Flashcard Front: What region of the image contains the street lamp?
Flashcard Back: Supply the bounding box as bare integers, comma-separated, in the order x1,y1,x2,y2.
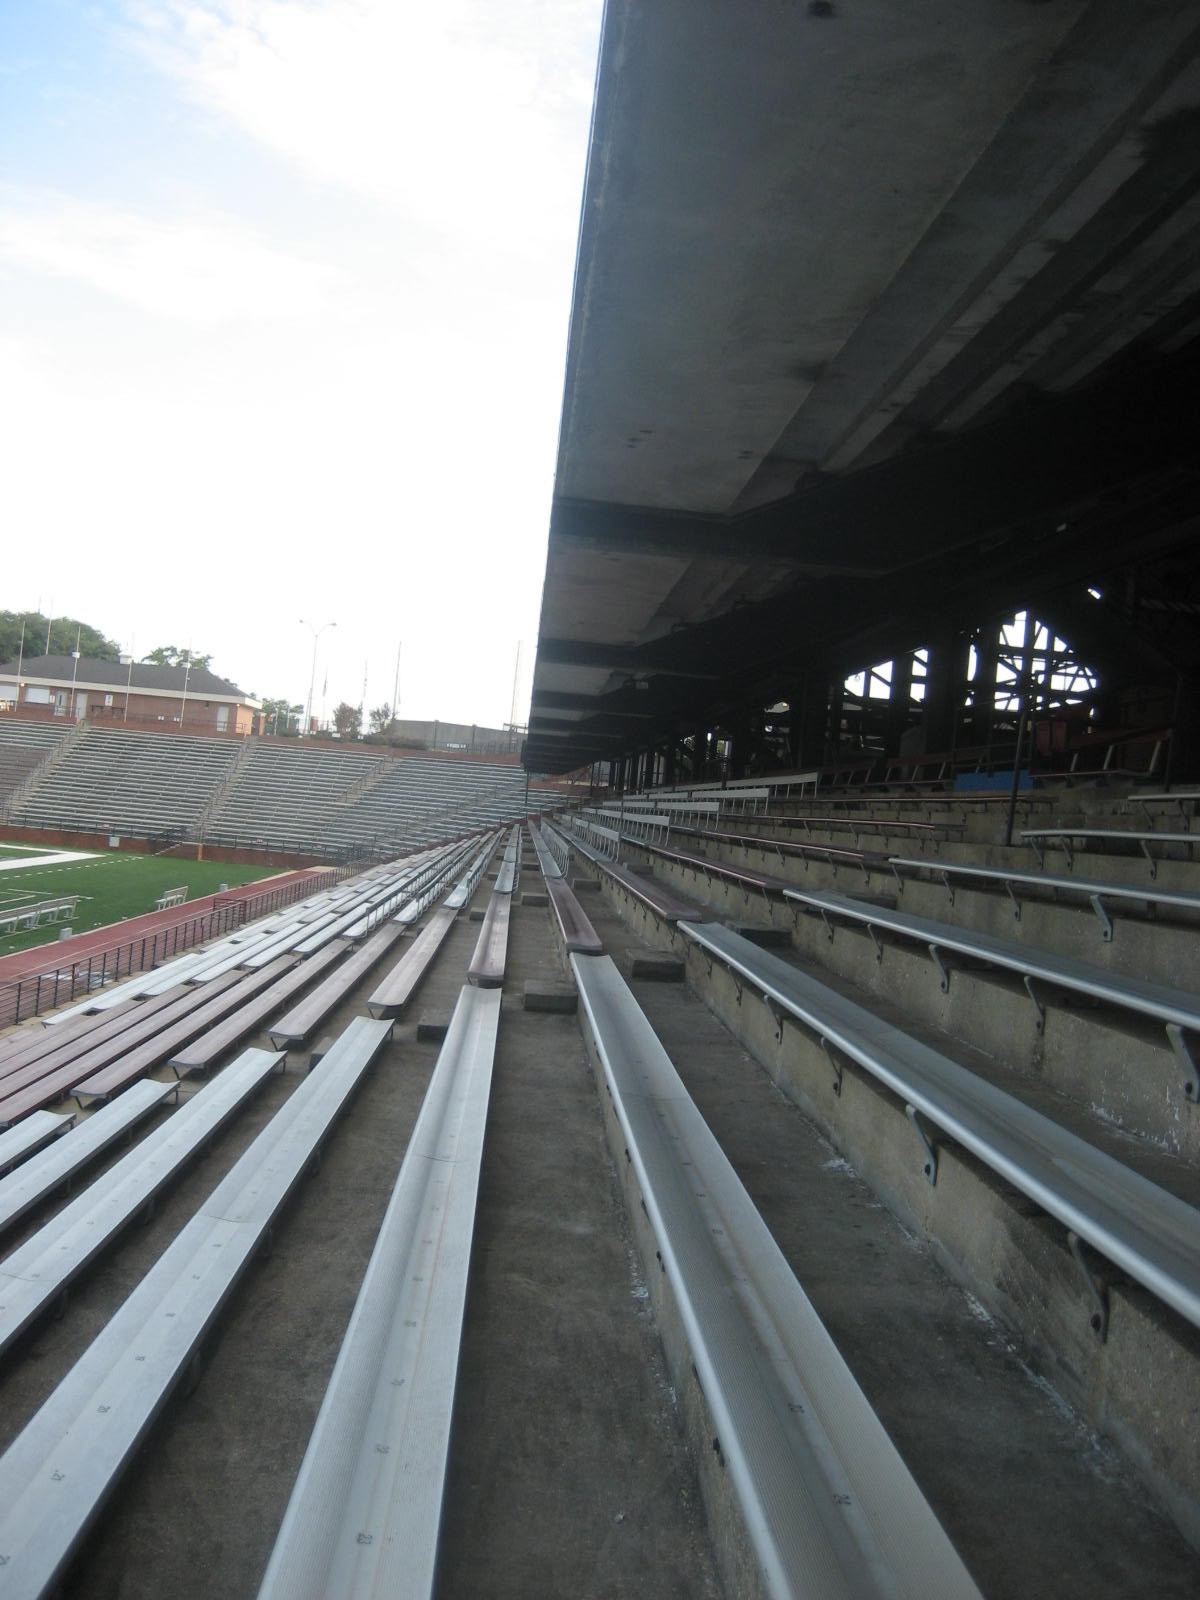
300,619,336,737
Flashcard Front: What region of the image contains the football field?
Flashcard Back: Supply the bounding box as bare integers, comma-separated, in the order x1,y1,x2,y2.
0,845,269,957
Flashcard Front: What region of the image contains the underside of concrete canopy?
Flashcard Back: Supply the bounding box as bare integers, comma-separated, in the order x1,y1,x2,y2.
525,0,1200,779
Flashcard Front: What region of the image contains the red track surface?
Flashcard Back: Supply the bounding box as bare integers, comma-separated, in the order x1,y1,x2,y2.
0,867,327,986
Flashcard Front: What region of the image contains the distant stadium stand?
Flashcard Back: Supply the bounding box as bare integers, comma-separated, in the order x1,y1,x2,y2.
1,718,575,862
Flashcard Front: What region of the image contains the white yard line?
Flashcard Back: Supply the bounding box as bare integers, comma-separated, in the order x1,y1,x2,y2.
0,851,101,873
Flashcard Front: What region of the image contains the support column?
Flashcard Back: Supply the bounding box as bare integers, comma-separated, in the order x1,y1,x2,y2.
923,629,971,756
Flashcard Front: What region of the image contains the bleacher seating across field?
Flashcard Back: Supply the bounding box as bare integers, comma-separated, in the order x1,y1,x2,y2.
1,718,572,860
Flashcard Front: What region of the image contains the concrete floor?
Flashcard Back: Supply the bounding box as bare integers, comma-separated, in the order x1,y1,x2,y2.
0,854,1196,1597
0,874,722,1599
582,890,1200,1599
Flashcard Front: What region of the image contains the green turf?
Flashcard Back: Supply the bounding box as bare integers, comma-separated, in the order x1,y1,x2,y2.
0,852,273,957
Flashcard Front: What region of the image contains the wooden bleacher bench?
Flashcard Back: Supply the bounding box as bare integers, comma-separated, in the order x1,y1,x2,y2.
670,824,887,873
546,878,603,956
571,952,981,1598
888,855,1200,942
73,958,297,1105
256,991,501,1599
0,1020,392,1598
168,940,350,1075
563,823,708,924
468,893,511,987
268,920,407,1047
677,922,1200,1335
0,980,230,1127
767,813,965,840
785,887,1200,1099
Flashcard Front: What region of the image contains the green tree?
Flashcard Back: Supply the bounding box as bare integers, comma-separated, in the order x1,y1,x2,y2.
368,701,393,735
332,701,362,739
261,697,301,736
143,646,214,670
0,611,120,663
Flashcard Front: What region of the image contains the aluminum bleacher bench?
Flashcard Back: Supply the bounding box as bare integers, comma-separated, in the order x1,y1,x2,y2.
268,921,407,1047
256,990,500,1599
571,953,981,1598
0,1110,73,1177
678,922,1200,1335
785,887,1200,1099
528,821,564,879
1020,827,1199,877
1132,791,1200,819
0,1019,392,1600
0,1046,286,1359
168,940,351,1075
0,1080,176,1238
467,893,511,988
367,907,458,1018
545,878,603,956
73,958,298,1105
889,856,1200,942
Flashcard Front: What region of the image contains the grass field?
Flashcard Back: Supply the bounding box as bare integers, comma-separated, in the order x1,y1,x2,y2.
0,850,272,958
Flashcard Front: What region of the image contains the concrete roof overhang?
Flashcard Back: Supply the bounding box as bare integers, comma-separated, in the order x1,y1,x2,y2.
526,1,1200,773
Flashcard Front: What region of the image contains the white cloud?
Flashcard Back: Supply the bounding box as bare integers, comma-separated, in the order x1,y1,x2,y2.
0,194,340,322
123,0,598,253
0,0,601,732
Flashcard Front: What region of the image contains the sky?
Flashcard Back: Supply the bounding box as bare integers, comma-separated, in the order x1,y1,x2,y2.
0,0,603,728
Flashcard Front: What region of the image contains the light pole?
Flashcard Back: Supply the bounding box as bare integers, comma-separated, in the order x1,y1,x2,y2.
300,619,336,737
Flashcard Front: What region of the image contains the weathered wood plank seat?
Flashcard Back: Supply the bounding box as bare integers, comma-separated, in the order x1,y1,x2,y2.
785,887,1200,1099
0,1080,176,1238
769,813,965,839
888,855,1200,942
1020,827,1199,877
0,1020,392,1599
571,953,981,1600
546,878,603,956
0,987,189,1088
0,1111,74,1178
367,907,458,1018
188,921,306,983
679,922,1200,1333
74,959,299,1104
564,824,708,924
467,894,511,988
0,979,240,1128
670,825,887,873
268,921,407,1048
256,991,501,1599
0,1046,286,1360
168,941,350,1075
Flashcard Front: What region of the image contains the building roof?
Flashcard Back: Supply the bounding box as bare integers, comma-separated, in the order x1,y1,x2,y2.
0,655,253,702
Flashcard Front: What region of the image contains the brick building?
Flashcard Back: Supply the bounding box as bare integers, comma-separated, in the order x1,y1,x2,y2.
0,655,261,734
